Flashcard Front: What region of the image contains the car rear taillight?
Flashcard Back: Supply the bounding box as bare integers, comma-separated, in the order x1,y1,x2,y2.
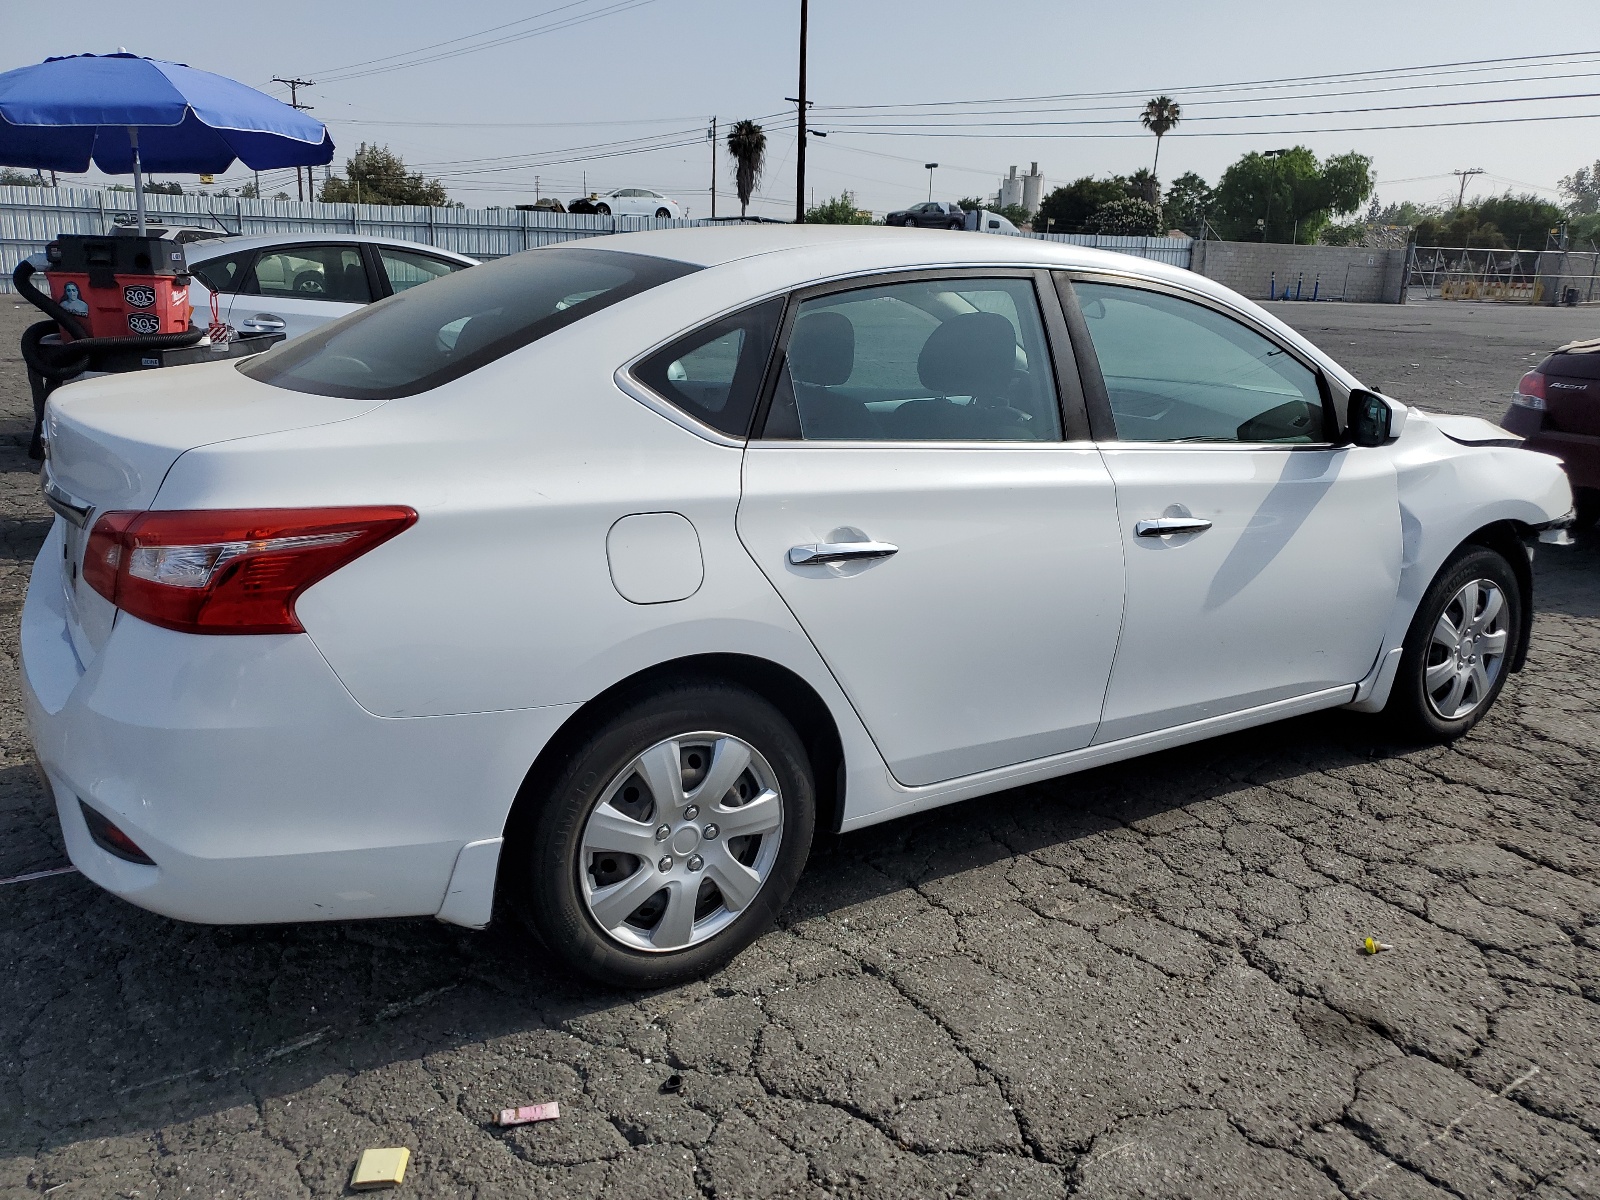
1513,370,1547,410
83,506,416,634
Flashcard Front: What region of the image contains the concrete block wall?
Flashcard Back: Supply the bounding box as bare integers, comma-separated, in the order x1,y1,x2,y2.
1190,241,1408,304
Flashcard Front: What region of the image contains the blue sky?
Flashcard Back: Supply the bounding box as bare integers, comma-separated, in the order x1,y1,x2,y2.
8,0,1597,218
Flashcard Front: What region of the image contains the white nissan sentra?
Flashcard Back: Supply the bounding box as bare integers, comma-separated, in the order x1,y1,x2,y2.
25,226,1574,987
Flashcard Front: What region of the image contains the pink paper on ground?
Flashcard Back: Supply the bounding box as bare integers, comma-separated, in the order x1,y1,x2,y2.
498,1102,560,1126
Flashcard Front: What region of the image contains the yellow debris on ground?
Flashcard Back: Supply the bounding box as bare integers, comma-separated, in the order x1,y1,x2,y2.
351,1147,411,1190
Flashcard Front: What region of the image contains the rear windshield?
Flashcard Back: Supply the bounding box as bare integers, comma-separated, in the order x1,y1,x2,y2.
239,246,698,399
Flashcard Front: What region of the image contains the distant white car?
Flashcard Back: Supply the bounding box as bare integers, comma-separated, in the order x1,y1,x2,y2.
587,188,682,219
184,233,477,342
28,226,1574,989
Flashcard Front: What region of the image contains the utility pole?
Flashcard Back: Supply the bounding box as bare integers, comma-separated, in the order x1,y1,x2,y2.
796,0,808,223
925,163,939,202
273,76,315,201
1453,167,1484,209
708,117,717,218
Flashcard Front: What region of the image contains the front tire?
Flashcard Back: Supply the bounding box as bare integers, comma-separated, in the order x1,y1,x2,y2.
508,681,815,988
594,203,612,216
1384,545,1523,741
655,207,672,219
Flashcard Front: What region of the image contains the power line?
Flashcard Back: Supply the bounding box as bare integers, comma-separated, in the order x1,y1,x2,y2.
314,0,669,84
813,48,1600,112
825,110,1600,139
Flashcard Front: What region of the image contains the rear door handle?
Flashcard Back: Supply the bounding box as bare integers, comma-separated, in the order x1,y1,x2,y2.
240,314,286,332
1135,517,1212,537
788,540,899,565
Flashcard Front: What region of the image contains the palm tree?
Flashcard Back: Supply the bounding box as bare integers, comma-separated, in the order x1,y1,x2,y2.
726,120,767,218
1140,96,1181,177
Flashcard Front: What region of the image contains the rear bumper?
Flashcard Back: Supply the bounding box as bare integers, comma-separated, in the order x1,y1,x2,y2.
21,523,575,926
1504,408,1600,492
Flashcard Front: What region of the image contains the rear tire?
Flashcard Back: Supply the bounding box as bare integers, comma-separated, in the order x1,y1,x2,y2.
507,680,815,988
1383,545,1523,742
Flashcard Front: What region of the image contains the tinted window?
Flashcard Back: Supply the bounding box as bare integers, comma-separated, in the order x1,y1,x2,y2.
191,252,251,294
241,247,698,400
379,248,466,294
1075,282,1327,444
249,245,371,303
762,277,1061,442
632,298,783,437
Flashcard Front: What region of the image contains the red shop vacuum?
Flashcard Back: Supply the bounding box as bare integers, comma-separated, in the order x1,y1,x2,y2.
15,232,210,459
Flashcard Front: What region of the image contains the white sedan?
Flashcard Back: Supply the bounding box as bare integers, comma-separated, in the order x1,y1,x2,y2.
586,188,682,219
183,233,477,342
26,227,1573,988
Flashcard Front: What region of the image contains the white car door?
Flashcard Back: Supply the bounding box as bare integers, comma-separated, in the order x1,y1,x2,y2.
227,243,373,341
1063,276,1402,743
737,272,1126,786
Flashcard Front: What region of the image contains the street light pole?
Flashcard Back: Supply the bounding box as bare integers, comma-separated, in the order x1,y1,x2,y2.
925,163,938,202
795,0,808,223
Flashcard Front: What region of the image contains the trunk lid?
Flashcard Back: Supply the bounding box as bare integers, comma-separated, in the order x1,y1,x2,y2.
42,358,383,663
1539,349,1600,437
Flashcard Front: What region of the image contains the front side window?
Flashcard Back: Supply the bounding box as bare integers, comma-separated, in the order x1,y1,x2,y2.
379,248,466,294
762,276,1062,442
241,247,698,400
191,252,251,294
249,245,371,304
632,298,783,437
1074,281,1327,444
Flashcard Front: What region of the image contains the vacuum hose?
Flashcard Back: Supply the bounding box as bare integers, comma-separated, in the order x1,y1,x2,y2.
13,259,203,380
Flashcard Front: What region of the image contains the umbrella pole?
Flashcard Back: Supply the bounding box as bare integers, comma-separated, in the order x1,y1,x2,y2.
128,127,146,236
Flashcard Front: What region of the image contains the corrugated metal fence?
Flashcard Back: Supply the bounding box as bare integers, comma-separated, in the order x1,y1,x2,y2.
1,185,1191,287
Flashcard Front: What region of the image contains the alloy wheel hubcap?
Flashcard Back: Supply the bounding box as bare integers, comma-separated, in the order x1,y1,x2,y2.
1424,578,1510,721
578,732,783,953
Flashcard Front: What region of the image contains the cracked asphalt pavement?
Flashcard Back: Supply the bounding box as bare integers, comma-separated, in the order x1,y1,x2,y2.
2,297,1598,1198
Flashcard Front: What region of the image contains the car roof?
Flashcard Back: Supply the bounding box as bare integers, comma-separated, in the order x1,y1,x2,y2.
184,233,479,265
573,223,1193,286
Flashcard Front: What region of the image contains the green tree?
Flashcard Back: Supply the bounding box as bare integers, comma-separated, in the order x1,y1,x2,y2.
1087,197,1163,236
804,190,871,224
725,119,767,219
1208,147,1373,243
1162,171,1212,236
320,143,449,206
1140,95,1181,177
1036,176,1127,234
1559,161,1599,215
0,167,44,186
1474,193,1566,248
1319,221,1367,246
1127,167,1160,207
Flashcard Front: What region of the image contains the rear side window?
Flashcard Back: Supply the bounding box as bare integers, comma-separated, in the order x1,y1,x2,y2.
631,298,784,437
241,247,698,400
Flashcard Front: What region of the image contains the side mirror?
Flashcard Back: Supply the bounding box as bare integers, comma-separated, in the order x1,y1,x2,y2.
1347,389,1401,447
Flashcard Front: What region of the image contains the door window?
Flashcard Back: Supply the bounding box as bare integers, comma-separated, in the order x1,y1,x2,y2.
632,298,784,437
762,277,1061,442
248,245,372,304
191,252,252,294
379,248,467,294
1074,281,1327,444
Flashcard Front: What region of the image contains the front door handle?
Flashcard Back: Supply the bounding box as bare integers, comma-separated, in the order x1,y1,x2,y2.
1135,517,1213,537
788,540,899,565
240,314,286,332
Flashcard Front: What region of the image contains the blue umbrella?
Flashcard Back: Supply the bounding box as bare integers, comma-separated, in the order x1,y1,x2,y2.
0,52,334,234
